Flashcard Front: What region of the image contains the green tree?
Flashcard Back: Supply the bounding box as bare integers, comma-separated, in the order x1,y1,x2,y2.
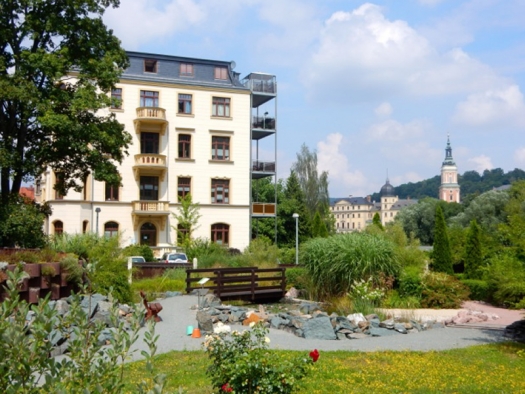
172,194,201,248
372,212,384,230
0,1,130,231
311,210,328,238
0,195,49,247
291,144,330,220
464,219,483,279
499,180,525,260
432,205,453,274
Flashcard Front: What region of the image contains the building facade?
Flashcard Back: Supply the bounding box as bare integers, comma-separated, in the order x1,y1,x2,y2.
439,135,460,203
331,179,417,232
36,52,277,254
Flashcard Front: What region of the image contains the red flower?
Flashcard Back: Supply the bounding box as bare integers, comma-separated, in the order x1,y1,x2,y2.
309,349,319,362
222,383,233,392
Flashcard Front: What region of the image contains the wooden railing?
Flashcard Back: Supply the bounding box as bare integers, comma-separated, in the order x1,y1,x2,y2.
186,267,286,302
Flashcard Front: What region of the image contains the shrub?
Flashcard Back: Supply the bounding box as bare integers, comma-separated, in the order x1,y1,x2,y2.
0,269,165,393
398,266,423,298
485,253,525,308
204,322,317,393
60,254,83,285
12,251,40,264
420,272,470,308
285,267,309,290
279,247,296,265
185,237,226,262
37,249,59,263
242,236,279,267
461,279,490,302
122,244,155,262
50,232,99,259
381,290,421,309
302,233,400,299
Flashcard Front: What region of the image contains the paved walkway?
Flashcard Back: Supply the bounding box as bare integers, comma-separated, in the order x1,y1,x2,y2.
129,295,508,361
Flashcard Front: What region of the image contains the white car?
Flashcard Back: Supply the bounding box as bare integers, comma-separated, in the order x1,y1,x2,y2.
161,253,189,264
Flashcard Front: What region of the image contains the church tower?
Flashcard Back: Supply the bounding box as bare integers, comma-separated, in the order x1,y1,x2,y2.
439,135,460,203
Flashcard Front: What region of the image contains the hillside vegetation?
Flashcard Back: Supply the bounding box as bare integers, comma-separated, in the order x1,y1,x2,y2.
370,168,525,201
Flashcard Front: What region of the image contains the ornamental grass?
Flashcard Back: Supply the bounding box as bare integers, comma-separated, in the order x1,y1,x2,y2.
302,233,400,299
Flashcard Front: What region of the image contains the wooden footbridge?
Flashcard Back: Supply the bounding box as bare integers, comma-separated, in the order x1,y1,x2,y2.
185,267,286,303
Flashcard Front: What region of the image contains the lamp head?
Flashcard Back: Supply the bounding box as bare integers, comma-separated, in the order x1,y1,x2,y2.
292,213,299,218
95,207,101,213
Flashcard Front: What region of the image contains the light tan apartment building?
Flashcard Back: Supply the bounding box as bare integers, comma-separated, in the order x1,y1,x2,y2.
36,52,277,254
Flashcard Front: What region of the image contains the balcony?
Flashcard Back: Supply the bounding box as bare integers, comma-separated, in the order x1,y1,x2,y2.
252,116,276,140
133,107,168,134
252,161,275,179
242,73,277,107
131,200,170,230
132,154,167,181
252,203,276,218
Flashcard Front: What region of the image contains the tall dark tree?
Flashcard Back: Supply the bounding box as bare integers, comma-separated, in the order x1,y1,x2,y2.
311,210,328,238
0,1,130,210
372,212,384,230
432,205,453,274
464,219,483,279
277,170,311,247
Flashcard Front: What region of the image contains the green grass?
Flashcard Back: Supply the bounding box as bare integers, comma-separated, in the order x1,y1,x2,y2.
124,342,525,393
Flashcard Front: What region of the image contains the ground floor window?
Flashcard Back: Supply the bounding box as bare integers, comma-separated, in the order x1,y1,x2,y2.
211,223,229,246
104,221,119,238
54,221,63,235
140,222,157,246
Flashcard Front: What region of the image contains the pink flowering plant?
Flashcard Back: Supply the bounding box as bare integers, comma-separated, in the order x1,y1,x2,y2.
203,322,317,393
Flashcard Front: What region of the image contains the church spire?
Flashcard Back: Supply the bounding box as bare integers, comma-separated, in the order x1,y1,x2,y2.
443,133,455,165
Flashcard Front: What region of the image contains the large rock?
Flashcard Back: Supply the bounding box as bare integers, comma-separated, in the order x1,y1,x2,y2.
394,323,408,334
505,320,525,343
369,326,398,337
196,311,214,333
347,313,366,324
303,316,337,340
202,294,221,308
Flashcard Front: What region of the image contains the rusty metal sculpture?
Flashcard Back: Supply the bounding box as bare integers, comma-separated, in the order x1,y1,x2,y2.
140,290,163,322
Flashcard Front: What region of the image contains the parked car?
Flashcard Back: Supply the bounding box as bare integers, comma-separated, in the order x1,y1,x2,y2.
161,253,189,264
128,256,146,264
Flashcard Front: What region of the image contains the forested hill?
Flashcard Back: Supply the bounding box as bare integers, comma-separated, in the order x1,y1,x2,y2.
369,168,525,201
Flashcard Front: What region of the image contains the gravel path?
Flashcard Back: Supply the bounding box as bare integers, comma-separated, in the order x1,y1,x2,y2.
129,295,516,360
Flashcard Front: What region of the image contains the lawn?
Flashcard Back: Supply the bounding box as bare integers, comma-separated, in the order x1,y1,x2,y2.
124,342,525,393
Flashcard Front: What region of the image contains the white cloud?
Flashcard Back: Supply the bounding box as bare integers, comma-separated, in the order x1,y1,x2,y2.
514,147,525,165
375,102,393,117
453,85,525,127
417,0,446,6
303,3,508,104
316,133,368,195
104,0,206,49
468,155,493,173
366,119,426,141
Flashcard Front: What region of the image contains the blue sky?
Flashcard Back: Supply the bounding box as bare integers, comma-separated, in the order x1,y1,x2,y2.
104,0,525,198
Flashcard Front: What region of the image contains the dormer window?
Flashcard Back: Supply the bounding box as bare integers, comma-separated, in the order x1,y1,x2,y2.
180,63,193,76
214,66,228,80
144,59,158,73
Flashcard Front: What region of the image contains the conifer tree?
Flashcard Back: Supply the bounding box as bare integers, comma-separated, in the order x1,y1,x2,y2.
464,219,483,279
311,211,328,238
432,205,453,274
372,212,384,230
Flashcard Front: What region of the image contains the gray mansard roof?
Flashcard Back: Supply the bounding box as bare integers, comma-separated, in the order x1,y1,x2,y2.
122,51,249,91
330,197,373,207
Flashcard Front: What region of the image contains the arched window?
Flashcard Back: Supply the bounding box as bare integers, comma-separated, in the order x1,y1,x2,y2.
54,221,63,235
82,220,89,234
211,223,229,246
104,221,119,238
140,222,157,246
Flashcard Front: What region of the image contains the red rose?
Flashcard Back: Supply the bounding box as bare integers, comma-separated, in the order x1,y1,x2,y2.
222,383,233,392
309,349,319,362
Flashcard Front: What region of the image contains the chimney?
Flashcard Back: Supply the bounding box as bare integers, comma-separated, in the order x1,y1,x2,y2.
366,195,371,203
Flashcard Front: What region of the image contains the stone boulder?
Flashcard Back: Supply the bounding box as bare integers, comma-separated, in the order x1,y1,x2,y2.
303,315,337,340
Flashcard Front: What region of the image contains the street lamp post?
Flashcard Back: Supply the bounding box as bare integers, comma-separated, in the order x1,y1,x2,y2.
95,207,101,236
292,213,299,265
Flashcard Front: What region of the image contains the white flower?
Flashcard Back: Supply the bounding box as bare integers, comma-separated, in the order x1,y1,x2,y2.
264,337,271,344
249,322,256,328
